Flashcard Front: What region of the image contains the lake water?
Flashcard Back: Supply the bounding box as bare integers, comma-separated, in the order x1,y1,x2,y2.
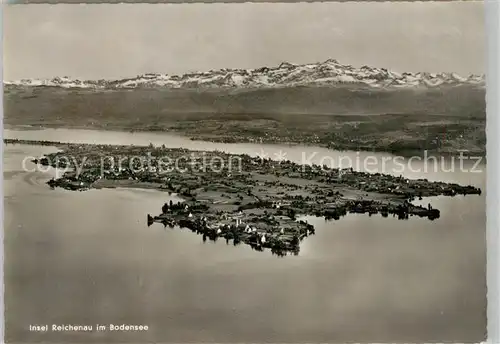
3,128,487,343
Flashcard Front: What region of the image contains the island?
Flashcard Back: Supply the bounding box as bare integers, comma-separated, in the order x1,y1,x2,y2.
5,138,482,256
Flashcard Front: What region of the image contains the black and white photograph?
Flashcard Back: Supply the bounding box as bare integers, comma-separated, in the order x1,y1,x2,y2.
2,1,487,343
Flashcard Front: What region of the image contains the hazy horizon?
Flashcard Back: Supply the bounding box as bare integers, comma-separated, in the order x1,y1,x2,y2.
4,2,485,80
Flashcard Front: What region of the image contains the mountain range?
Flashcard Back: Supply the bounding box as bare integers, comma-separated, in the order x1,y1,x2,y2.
4,59,485,90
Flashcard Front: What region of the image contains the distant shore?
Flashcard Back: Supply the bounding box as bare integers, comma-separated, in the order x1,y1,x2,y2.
4,84,486,158
4,121,486,159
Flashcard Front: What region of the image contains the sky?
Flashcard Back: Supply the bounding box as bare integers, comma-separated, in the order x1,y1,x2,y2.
3,2,485,80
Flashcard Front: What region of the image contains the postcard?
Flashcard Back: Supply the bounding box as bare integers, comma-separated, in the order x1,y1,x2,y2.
2,1,487,342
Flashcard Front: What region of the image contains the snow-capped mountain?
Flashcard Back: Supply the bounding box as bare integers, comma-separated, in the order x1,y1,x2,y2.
4,59,485,90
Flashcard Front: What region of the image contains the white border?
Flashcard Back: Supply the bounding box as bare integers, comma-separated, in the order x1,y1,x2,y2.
486,0,500,342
